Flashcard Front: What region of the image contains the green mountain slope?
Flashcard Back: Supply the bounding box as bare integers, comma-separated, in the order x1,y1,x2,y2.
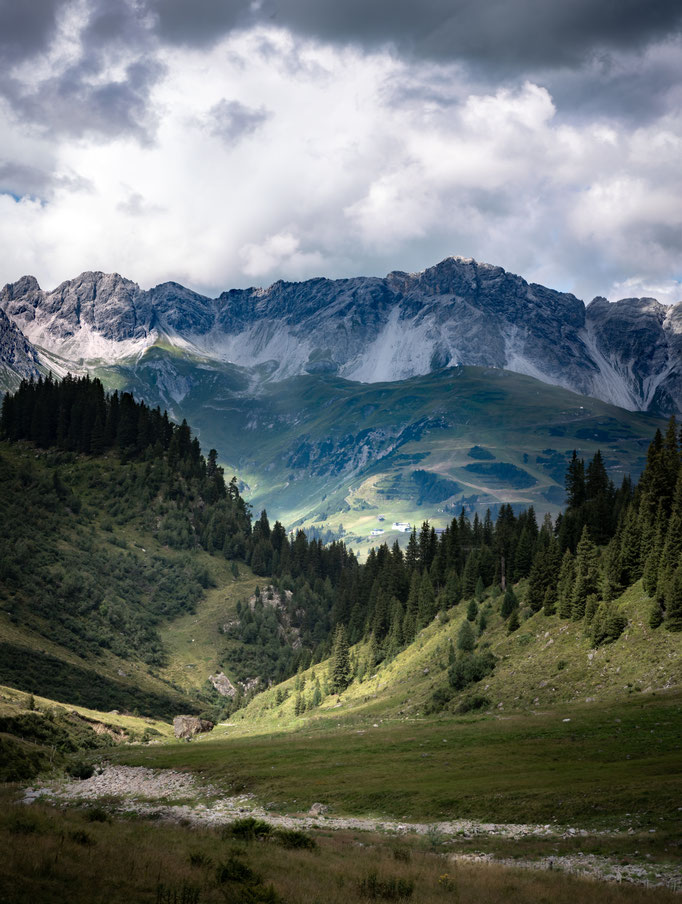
98,350,665,543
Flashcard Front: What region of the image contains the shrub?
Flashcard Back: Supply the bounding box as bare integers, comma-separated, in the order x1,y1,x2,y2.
223,817,272,842
84,806,109,823
456,693,491,714
591,601,627,646
66,760,95,780
274,828,317,850
358,872,414,900
448,651,495,691
216,856,256,884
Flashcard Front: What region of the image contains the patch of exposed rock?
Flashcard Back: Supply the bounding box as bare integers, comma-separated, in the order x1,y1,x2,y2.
173,715,214,739
209,672,237,698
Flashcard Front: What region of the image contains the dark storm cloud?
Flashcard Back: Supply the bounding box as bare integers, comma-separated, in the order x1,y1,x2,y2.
146,0,682,69
545,46,682,124
0,0,68,63
3,56,165,143
0,0,164,143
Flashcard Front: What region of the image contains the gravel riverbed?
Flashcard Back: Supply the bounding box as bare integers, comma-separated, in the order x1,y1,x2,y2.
23,765,682,892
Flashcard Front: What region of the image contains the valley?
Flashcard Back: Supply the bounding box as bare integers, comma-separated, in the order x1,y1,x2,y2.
1,261,681,902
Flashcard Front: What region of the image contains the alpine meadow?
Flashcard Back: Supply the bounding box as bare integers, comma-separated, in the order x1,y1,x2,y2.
1,1,682,902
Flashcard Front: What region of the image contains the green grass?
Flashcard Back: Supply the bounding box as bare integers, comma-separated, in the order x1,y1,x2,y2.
108,690,682,832
1,790,679,904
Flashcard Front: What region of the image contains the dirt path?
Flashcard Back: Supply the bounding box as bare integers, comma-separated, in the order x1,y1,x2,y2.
23,765,682,891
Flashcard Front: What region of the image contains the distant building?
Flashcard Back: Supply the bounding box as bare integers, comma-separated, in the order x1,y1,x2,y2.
377,514,385,521
392,521,412,532
370,528,385,537
434,528,446,535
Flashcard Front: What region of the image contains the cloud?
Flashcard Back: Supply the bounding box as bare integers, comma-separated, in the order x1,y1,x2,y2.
0,0,164,142
144,0,682,70
207,99,272,143
0,20,679,308
0,0,69,64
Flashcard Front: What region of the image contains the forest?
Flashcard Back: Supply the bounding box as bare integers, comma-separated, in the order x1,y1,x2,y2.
2,375,681,716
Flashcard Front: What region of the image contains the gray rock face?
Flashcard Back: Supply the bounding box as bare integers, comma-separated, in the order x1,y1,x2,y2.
172,715,214,739
1,256,681,413
0,307,41,389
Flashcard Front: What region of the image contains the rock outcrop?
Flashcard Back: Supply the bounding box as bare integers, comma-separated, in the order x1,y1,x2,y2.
0,307,41,389
172,715,214,740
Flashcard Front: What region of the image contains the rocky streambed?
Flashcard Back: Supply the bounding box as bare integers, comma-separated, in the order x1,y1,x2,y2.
23,765,682,891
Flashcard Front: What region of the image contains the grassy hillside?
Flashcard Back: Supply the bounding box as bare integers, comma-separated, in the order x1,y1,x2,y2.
0,683,174,782
107,581,682,831
99,351,665,542
0,441,264,718
231,581,682,731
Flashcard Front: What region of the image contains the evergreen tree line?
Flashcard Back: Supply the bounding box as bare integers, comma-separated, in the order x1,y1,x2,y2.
4,375,681,702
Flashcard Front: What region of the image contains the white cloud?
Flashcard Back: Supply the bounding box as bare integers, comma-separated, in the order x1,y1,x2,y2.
0,25,680,305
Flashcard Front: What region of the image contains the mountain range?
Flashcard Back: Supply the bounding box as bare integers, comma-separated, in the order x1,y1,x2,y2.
0,257,676,533
1,256,681,413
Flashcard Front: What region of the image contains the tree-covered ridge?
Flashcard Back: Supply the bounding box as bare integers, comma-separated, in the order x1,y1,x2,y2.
2,374,680,718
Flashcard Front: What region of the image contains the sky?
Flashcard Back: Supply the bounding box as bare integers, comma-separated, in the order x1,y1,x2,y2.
0,0,681,304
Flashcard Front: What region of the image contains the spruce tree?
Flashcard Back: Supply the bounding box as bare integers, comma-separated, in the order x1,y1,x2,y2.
457,620,475,652
402,571,420,643
642,514,664,598
571,527,599,620
461,551,479,598
466,598,478,622
664,566,682,632
658,472,682,598
507,609,520,633
417,571,437,629
329,625,352,692
542,584,557,616
500,586,518,619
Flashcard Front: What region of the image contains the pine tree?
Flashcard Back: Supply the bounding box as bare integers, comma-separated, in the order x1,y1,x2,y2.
329,625,352,692
542,584,557,616
443,571,461,610
500,587,518,619
571,527,599,620
507,609,520,633
658,472,682,598
416,571,437,629
474,576,485,602
513,527,534,580
642,513,664,598
664,566,682,632
402,571,420,643
461,550,479,598
466,599,478,622
457,620,475,652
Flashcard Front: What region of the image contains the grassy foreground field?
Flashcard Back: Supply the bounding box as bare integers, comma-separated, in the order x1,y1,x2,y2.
109,690,682,835
1,789,679,904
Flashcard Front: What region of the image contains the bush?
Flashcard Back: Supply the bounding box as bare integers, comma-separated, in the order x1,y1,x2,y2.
448,651,495,691
66,760,95,780
223,817,272,842
424,685,454,714
84,806,109,823
274,828,317,850
216,856,256,884
591,601,628,647
456,693,490,714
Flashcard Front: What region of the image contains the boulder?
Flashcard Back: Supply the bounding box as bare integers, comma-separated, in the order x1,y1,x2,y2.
173,715,214,740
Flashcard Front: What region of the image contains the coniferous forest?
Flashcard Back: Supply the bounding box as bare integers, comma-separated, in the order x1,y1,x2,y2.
1,375,681,717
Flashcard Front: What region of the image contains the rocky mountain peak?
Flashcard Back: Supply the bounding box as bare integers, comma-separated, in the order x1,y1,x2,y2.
0,256,681,413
